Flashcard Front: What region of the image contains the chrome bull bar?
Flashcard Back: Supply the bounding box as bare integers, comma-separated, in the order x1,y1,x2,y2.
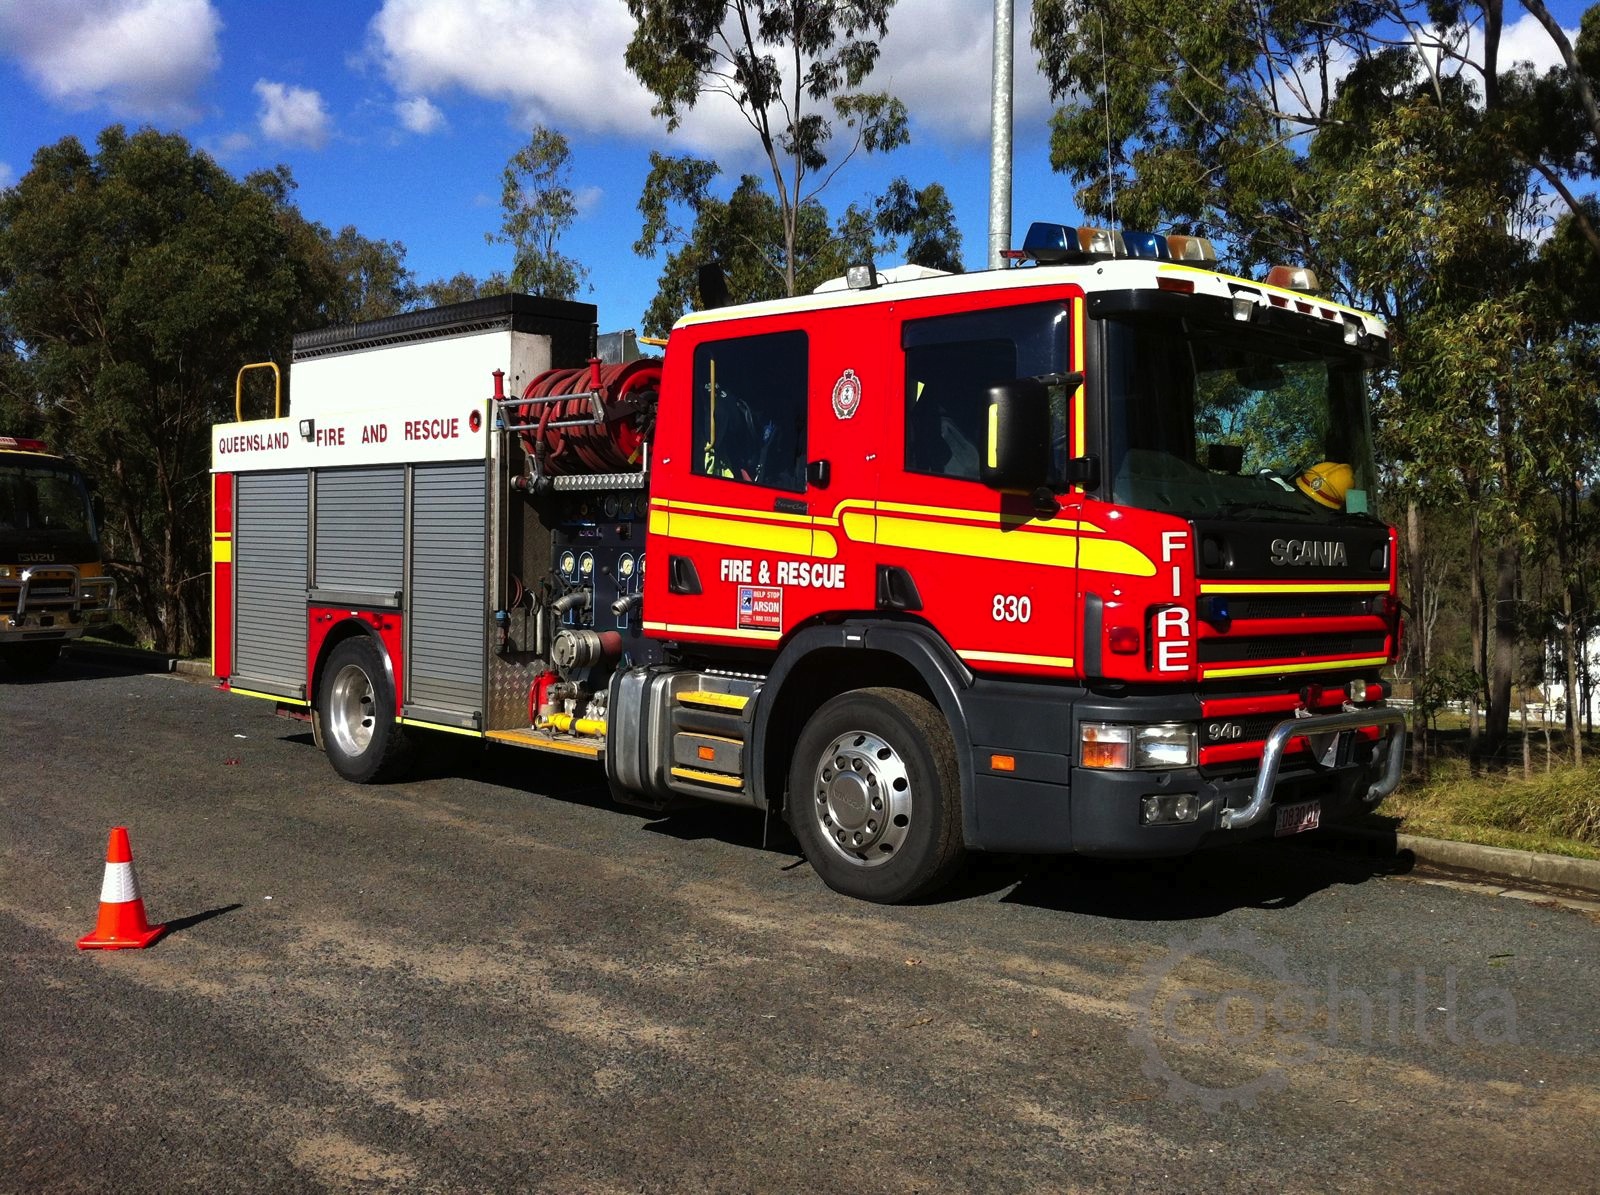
6,565,117,617
1219,707,1407,831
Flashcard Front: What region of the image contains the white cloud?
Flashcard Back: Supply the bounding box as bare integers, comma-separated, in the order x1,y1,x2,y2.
366,0,1030,158
572,184,604,217
1493,12,1577,75
0,161,13,189
395,95,446,135
875,0,1054,143
0,0,221,119
368,0,670,138
254,80,332,150
205,131,254,158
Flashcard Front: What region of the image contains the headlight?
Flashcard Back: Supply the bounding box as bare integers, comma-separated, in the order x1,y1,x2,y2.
1080,722,1197,770
0,566,12,578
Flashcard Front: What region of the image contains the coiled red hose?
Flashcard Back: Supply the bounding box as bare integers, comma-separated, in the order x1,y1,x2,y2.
518,359,660,475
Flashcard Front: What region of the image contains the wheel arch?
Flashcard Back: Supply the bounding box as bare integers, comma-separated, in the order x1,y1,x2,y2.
750,619,978,843
310,617,395,711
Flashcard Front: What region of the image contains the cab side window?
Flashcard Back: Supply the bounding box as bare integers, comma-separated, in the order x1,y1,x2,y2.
903,303,1073,484
692,331,808,493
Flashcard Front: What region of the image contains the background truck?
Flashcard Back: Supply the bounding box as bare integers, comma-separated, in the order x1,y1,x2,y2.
0,436,116,676
210,224,1405,902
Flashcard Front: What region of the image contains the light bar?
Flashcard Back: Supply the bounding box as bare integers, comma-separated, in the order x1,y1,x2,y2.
1266,264,1320,293
0,436,51,453
1166,235,1219,263
1017,222,1220,270
1021,222,1081,264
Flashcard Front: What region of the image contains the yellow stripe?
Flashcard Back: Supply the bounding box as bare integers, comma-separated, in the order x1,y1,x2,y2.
653,509,838,560
212,537,232,564
653,497,816,525
229,686,309,707
1198,583,1388,594
842,510,1154,577
829,497,1102,534
671,766,746,789
1202,656,1389,680
642,620,782,642
986,403,999,469
959,649,1076,669
399,718,485,738
1072,297,1086,487
677,690,751,710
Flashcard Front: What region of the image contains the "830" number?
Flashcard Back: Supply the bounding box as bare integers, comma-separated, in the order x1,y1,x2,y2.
992,594,1032,623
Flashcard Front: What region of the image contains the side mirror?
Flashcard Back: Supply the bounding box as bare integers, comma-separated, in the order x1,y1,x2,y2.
979,379,1050,492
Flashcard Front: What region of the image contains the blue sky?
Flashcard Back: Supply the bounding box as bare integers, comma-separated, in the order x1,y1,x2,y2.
0,1,1588,333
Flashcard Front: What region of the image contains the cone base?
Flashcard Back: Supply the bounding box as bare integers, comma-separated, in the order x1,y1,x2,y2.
78,922,165,950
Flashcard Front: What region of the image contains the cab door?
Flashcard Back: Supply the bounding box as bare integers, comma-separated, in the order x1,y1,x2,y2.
874,296,1085,679
647,320,860,647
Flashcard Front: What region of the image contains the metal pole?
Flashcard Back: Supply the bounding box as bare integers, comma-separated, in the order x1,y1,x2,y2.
987,0,1014,269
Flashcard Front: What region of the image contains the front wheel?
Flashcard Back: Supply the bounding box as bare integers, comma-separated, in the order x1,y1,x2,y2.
317,637,412,783
787,687,966,903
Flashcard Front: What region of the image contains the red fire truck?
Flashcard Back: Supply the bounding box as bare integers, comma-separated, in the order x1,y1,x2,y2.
211,224,1404,902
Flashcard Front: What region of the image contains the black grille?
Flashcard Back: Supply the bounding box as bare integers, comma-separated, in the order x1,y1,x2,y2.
1198,634,1387,663
1221,595,1373,620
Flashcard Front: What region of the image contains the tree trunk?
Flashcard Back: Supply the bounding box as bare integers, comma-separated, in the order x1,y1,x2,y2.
1486,536,1519,761
1405,500,1429,779
1468,508,1484,768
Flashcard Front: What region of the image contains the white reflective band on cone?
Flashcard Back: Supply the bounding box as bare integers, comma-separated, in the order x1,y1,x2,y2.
99,861,141,904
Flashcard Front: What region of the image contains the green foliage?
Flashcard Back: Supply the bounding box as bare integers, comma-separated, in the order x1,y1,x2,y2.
0,126,321,651
625,0,907,297
417,270,511,307
1383,752,1600,857
489,126,588,300
633,151,962,335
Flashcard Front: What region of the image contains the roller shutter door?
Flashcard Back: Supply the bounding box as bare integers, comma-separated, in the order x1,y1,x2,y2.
314,467,404,596
407,463,487,720
233,471,309,697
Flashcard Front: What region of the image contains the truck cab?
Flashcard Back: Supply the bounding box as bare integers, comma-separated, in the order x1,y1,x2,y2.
0,437,116,675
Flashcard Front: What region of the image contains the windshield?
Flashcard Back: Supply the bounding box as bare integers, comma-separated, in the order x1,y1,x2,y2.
1103,315,1379,521
0,460,98,542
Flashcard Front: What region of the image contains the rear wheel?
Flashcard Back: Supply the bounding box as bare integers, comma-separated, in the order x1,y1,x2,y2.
1,641,61,677
317,637,412,783
787,687,966,903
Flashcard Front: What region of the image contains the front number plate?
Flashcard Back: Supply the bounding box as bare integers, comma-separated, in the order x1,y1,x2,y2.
1274,799,1321,837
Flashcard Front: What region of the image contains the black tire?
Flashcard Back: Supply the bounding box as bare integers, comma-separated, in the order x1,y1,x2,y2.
1,642,61,677
787,687,966,903
316,636,413,783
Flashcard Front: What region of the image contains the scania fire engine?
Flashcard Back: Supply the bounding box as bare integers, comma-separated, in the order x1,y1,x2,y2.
210,223,1404,902
1,436,115,675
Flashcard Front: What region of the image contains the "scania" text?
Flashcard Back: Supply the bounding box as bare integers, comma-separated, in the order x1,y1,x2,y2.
1270,538,1348,567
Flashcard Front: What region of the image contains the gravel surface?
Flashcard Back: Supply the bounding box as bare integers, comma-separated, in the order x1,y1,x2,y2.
3,658,1598,1193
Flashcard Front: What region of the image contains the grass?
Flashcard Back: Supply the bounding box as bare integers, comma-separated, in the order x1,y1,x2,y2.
1376,751,1600,861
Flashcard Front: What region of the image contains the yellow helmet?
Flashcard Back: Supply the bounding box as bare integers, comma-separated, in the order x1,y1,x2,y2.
1296,461,1354,509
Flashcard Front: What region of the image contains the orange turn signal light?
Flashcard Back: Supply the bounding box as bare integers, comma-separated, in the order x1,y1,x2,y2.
990,754,1016,773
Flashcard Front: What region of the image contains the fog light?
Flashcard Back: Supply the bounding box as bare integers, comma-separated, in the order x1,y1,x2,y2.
1142,793,1200,825
1232,295,1256,322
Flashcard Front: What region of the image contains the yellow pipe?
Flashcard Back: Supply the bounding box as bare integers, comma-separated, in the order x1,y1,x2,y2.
540,713,608,737
235,361,282,422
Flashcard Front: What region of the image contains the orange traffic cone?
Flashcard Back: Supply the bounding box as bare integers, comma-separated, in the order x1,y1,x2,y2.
77,826,165,950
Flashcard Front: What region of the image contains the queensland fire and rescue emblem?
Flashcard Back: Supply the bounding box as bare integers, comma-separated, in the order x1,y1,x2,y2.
831,369,862,420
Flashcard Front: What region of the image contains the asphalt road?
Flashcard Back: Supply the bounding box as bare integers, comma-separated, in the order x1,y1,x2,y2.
3,658,1598,1193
